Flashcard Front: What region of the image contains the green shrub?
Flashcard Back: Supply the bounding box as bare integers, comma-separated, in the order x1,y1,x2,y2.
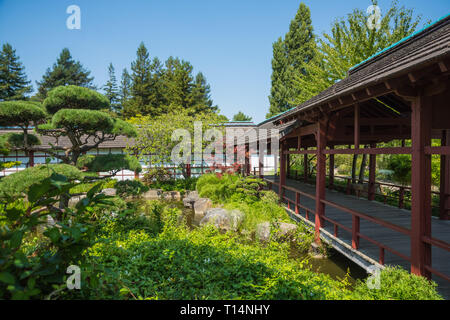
0,164,84,200
115,180,149,198
150,177,198,194
352,266,442,300
196,173,266,203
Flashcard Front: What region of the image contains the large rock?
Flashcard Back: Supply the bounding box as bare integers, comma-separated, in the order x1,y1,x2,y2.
228,209,244,231
193,198,212,217
256,222,298,242
68,194,86,207
162,191,181,201
183,190,199,207
102,188,117,196
200,208,231,230
256,222,271,242
142,189,163,200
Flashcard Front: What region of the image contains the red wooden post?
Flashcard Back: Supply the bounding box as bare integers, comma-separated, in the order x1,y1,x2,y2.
286,153,290,179
315,121,327,244
352,215,360,249
410,93,432,279
186,163,191,178
304,151,308,182
329,146,335,189
279,143,286,200
440,130,450,220
245,143,250,176
368,143,377,201
28,151,34,168
354,103,360,150
379,248,385,265
399,187,405,209
134,170,139,180
295,192,300,215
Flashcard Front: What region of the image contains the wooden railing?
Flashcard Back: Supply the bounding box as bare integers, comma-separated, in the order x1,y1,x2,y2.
261,176,450,283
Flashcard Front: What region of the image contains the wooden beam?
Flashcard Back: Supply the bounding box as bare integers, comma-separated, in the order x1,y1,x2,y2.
315,121,327,244
354,104,360,149
440,130,450,220
410,93,432,279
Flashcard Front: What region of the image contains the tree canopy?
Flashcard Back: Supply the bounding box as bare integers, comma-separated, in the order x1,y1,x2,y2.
291,0,422,105
0,43,32,101
267,3,315,118
36,48,95,100
232,112,252,122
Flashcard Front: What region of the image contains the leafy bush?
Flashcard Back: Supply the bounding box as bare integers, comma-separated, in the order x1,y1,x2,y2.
0,172,112,299
115,180,149,198
0,164,84,200
196,173,266,203
150,177,198,194
79,215,352,300
142,167,172,185
352,266,442,300
77,154,141,174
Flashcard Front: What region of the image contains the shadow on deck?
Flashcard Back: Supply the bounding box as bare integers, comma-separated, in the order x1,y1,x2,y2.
264,175,450,299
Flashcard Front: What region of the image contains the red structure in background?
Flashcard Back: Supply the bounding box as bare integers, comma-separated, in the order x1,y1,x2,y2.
257,16,450,283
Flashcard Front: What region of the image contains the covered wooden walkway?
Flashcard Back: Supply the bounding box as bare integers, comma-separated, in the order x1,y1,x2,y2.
264,176,450,298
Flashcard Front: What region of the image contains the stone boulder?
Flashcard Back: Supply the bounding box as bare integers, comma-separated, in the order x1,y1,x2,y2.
200,208,231,230
256,222,298,242
193,198,213,217
256,222,271,242
183,190,199,207
68,194,86,207
162,191,181,201
228,209,244,231
102,188,117,196
142,189,163,201
199,208,245,232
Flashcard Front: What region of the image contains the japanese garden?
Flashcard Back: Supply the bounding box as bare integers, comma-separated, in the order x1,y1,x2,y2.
0,1,448,301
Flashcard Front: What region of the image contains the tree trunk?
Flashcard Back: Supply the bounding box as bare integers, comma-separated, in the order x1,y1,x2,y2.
351,155,358,184
359,153,368,184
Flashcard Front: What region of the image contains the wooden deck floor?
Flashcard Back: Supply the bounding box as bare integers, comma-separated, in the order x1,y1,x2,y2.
264,176,450,299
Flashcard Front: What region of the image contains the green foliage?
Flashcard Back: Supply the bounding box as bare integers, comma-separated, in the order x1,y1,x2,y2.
196,173,266,203
149,178,199,193
293,0,422,104
0,101,46,127
386,154,411,185
232,111,252,122
77,154,141,174
36,48,95,99
0,164,83,200
123,43,217,118
128,110,223,169
78,213,349,300
103,63,120,113
43,85,109,114
0,132,41,148
0,172,110,300
115,180,149,198
353,266,442,300
267,3,315,118
0,43,33,101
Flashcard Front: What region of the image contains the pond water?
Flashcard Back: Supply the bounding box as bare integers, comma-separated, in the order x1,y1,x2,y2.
172,201,368,286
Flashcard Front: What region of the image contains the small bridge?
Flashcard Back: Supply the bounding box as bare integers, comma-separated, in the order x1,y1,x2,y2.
262,175,450,299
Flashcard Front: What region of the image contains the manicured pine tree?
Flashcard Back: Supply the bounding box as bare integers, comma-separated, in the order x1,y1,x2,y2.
0,43,32,101
103,63,120,112
36,48,94,99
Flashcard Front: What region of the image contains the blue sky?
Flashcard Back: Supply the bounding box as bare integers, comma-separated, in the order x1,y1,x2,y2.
0,0,449,123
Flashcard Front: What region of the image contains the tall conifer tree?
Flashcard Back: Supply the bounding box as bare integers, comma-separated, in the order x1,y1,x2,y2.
103,63,120,112
0,43,32,101
36,48,94,99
